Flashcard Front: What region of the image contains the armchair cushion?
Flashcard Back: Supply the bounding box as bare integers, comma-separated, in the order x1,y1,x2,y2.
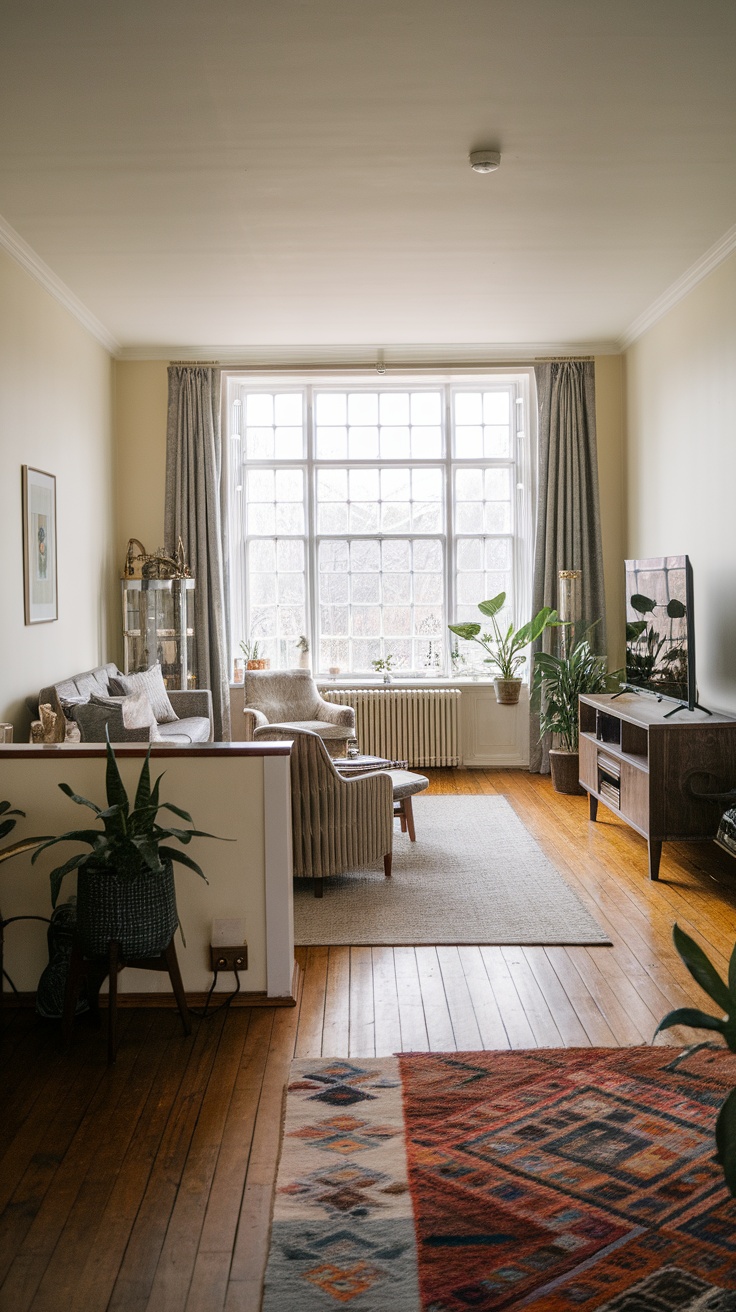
244,669,355,736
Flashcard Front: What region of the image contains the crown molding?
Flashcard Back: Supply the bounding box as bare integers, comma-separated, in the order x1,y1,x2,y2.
0,213,119,356
117,340,621,364
620,221,736,350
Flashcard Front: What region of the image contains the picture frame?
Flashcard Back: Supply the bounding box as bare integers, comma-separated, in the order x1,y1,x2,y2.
22,466,57,624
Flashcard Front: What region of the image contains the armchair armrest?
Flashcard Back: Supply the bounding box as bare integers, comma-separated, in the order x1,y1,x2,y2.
316,699,356,730
243,706,269,741
168,689,213,723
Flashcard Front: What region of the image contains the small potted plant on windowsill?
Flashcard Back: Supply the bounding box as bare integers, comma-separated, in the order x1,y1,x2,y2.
296,635,310,670
372,655,397,684
449,593,563,705
240,639,269,671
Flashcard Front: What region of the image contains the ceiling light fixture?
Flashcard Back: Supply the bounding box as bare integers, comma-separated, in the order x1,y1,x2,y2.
469,149,501,174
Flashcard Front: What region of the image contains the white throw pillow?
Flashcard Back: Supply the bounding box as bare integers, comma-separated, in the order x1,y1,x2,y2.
90,690,162,740
109,663,178,724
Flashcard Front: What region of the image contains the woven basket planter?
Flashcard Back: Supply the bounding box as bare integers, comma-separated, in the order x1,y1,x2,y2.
549,749,584,795
493,677,522,705
76,859,178,959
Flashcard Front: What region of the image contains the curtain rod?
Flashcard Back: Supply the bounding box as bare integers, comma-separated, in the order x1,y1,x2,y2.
168,356,594,372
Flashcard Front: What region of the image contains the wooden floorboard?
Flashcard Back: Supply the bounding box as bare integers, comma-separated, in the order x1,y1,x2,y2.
2,768,735,1310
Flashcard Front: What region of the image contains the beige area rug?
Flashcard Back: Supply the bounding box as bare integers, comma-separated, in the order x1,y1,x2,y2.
293,794,610,946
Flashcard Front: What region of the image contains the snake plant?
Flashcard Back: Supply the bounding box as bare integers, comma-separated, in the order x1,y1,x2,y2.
31,736,223,908
655,924,736,1197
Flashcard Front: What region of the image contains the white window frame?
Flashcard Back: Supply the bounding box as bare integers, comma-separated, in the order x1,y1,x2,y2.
225,370,536,679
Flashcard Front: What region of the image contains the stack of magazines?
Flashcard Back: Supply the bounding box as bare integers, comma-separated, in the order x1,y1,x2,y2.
336,758,409,774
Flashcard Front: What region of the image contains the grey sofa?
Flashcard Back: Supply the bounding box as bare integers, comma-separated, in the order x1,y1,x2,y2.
34,663,214,744
242,669,355,756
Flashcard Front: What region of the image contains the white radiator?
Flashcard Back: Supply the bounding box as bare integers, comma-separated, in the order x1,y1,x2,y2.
322,688,461,767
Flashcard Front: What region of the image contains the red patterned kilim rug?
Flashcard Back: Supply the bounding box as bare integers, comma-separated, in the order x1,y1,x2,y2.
401,1047,736,1310
262,1048,736,1311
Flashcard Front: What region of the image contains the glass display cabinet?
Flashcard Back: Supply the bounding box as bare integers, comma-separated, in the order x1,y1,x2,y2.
121,578,197,688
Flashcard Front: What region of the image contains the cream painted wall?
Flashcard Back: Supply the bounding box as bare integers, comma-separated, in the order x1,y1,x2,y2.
0,250,115,737
114,360,168,577
626,251,736,714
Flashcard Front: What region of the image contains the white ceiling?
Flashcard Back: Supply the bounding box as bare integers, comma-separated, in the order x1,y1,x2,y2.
1,0,735,354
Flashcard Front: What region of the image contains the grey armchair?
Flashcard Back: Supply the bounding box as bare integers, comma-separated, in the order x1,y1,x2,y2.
289,729,393,896
243,669,355,756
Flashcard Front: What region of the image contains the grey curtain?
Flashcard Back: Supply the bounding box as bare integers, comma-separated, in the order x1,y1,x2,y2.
530,361,606,773
165,366,231,741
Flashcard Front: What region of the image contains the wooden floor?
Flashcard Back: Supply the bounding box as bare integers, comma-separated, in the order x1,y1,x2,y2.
2,768,736,1311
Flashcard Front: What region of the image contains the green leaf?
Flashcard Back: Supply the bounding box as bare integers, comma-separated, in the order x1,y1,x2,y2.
158,846,209,881
105,734,130,814
666,598,686,619
58,782,102,814
630,593,656,614
158,802,194,824
0,836,53,865
48,852,92,907
715,1088,736,1198
729,941,736,1001
134,748,153,812
672,924,734,1014
653,1007,726,1039
477,593,506,619
448,623,481,641
0,802,24,817
626,620,648,642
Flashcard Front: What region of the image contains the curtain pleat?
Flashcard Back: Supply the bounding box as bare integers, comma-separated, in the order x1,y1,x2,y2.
530,362,606,773
164,366,231,741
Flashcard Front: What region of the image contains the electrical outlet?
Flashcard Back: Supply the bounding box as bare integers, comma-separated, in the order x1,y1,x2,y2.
210,944,248,973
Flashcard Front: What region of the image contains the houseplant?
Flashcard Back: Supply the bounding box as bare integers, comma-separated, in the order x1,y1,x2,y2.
655,924,736,1198
296,635,310,670
31,738,222,958
449,593,563,704
531,632,612,793
240,639,269,671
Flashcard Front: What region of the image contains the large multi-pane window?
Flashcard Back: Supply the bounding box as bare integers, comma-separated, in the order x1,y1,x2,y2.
227,374,533,677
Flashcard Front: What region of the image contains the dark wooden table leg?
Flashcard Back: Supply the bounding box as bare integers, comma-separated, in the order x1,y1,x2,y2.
384,852,392,878
314,877,323,898
404,797,416,842
648,840,662,881
588,793,598,822
163,939,191,1036
108,941,120,1064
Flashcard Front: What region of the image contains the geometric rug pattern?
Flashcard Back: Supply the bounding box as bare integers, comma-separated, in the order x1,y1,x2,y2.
294,796,611,946
263,1049,736,1310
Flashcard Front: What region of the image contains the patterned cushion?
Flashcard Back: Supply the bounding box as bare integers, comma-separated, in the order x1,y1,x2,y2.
109,663,178,724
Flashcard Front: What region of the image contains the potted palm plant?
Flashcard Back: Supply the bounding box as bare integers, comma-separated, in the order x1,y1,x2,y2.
449,593,563,704
531,634,613,793
31,738,222,959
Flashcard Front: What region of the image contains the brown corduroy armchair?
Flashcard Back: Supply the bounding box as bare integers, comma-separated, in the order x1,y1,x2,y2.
288,729,393,897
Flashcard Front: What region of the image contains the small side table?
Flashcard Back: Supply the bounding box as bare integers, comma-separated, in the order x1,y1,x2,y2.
63,936,191,1064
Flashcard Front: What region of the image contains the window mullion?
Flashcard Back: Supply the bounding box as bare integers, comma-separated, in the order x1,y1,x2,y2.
305,384,319,669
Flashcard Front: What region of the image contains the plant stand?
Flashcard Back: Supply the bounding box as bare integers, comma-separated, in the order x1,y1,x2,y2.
63,935,191,1064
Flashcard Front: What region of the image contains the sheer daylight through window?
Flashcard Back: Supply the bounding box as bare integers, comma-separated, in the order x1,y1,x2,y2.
227,374,533,678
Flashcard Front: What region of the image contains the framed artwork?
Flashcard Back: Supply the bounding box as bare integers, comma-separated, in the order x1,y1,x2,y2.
22,466,57,624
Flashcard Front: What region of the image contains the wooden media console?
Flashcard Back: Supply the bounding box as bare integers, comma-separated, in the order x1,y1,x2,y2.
579,692,736,880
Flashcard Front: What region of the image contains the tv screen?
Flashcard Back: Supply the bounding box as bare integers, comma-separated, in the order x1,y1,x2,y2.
624,555,695,708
